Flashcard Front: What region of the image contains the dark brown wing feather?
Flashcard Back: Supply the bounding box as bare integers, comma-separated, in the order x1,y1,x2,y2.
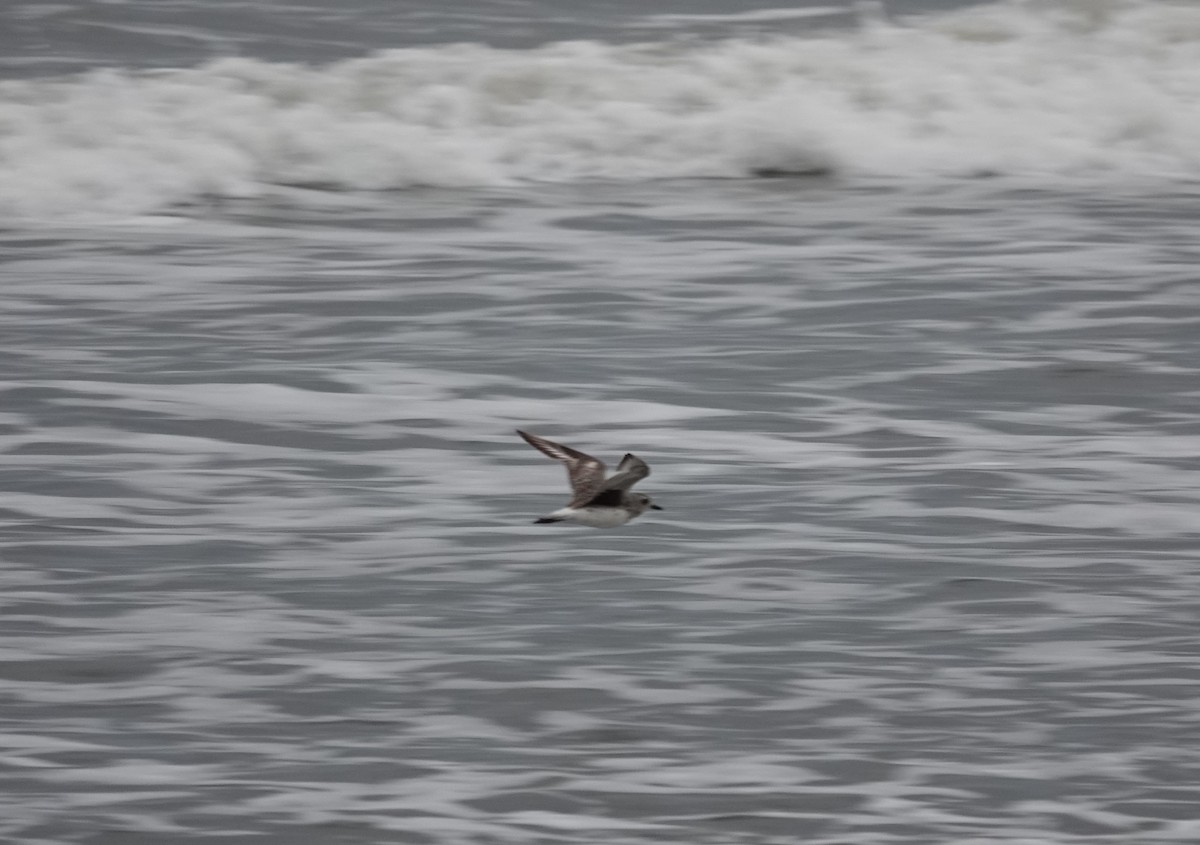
585,488,626,508
517,430,607,507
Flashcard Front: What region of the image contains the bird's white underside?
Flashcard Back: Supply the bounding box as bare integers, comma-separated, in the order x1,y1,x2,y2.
547,506,634,528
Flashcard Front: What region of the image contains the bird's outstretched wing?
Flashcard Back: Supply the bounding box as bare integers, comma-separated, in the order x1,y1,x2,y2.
517,430,607,507
602,453,650,492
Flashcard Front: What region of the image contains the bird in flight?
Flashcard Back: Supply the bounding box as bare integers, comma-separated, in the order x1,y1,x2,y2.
517,430,663,528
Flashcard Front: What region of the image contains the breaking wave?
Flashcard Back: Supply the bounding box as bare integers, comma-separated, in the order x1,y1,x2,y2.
3,1,1199,216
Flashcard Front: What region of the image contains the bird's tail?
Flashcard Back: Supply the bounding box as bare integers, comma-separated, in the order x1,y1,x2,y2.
534,517,565,524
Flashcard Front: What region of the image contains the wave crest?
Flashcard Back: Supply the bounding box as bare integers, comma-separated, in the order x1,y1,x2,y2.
3,1,1199,216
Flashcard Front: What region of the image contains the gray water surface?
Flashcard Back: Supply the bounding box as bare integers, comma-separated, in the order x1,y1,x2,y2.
0,0,985,77
3,179,1200,843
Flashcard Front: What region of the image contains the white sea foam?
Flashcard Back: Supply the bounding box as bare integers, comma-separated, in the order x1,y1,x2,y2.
2,1,1199,217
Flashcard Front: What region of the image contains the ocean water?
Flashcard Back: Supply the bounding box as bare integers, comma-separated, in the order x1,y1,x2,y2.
4,2,1200,844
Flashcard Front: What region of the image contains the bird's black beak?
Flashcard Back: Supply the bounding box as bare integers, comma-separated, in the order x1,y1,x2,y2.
650,504,664,510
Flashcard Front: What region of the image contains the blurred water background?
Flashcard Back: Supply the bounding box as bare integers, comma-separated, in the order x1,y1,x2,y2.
3,1,1200,843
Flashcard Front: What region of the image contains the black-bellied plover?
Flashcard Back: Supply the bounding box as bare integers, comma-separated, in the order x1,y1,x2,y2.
517,430,663,528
